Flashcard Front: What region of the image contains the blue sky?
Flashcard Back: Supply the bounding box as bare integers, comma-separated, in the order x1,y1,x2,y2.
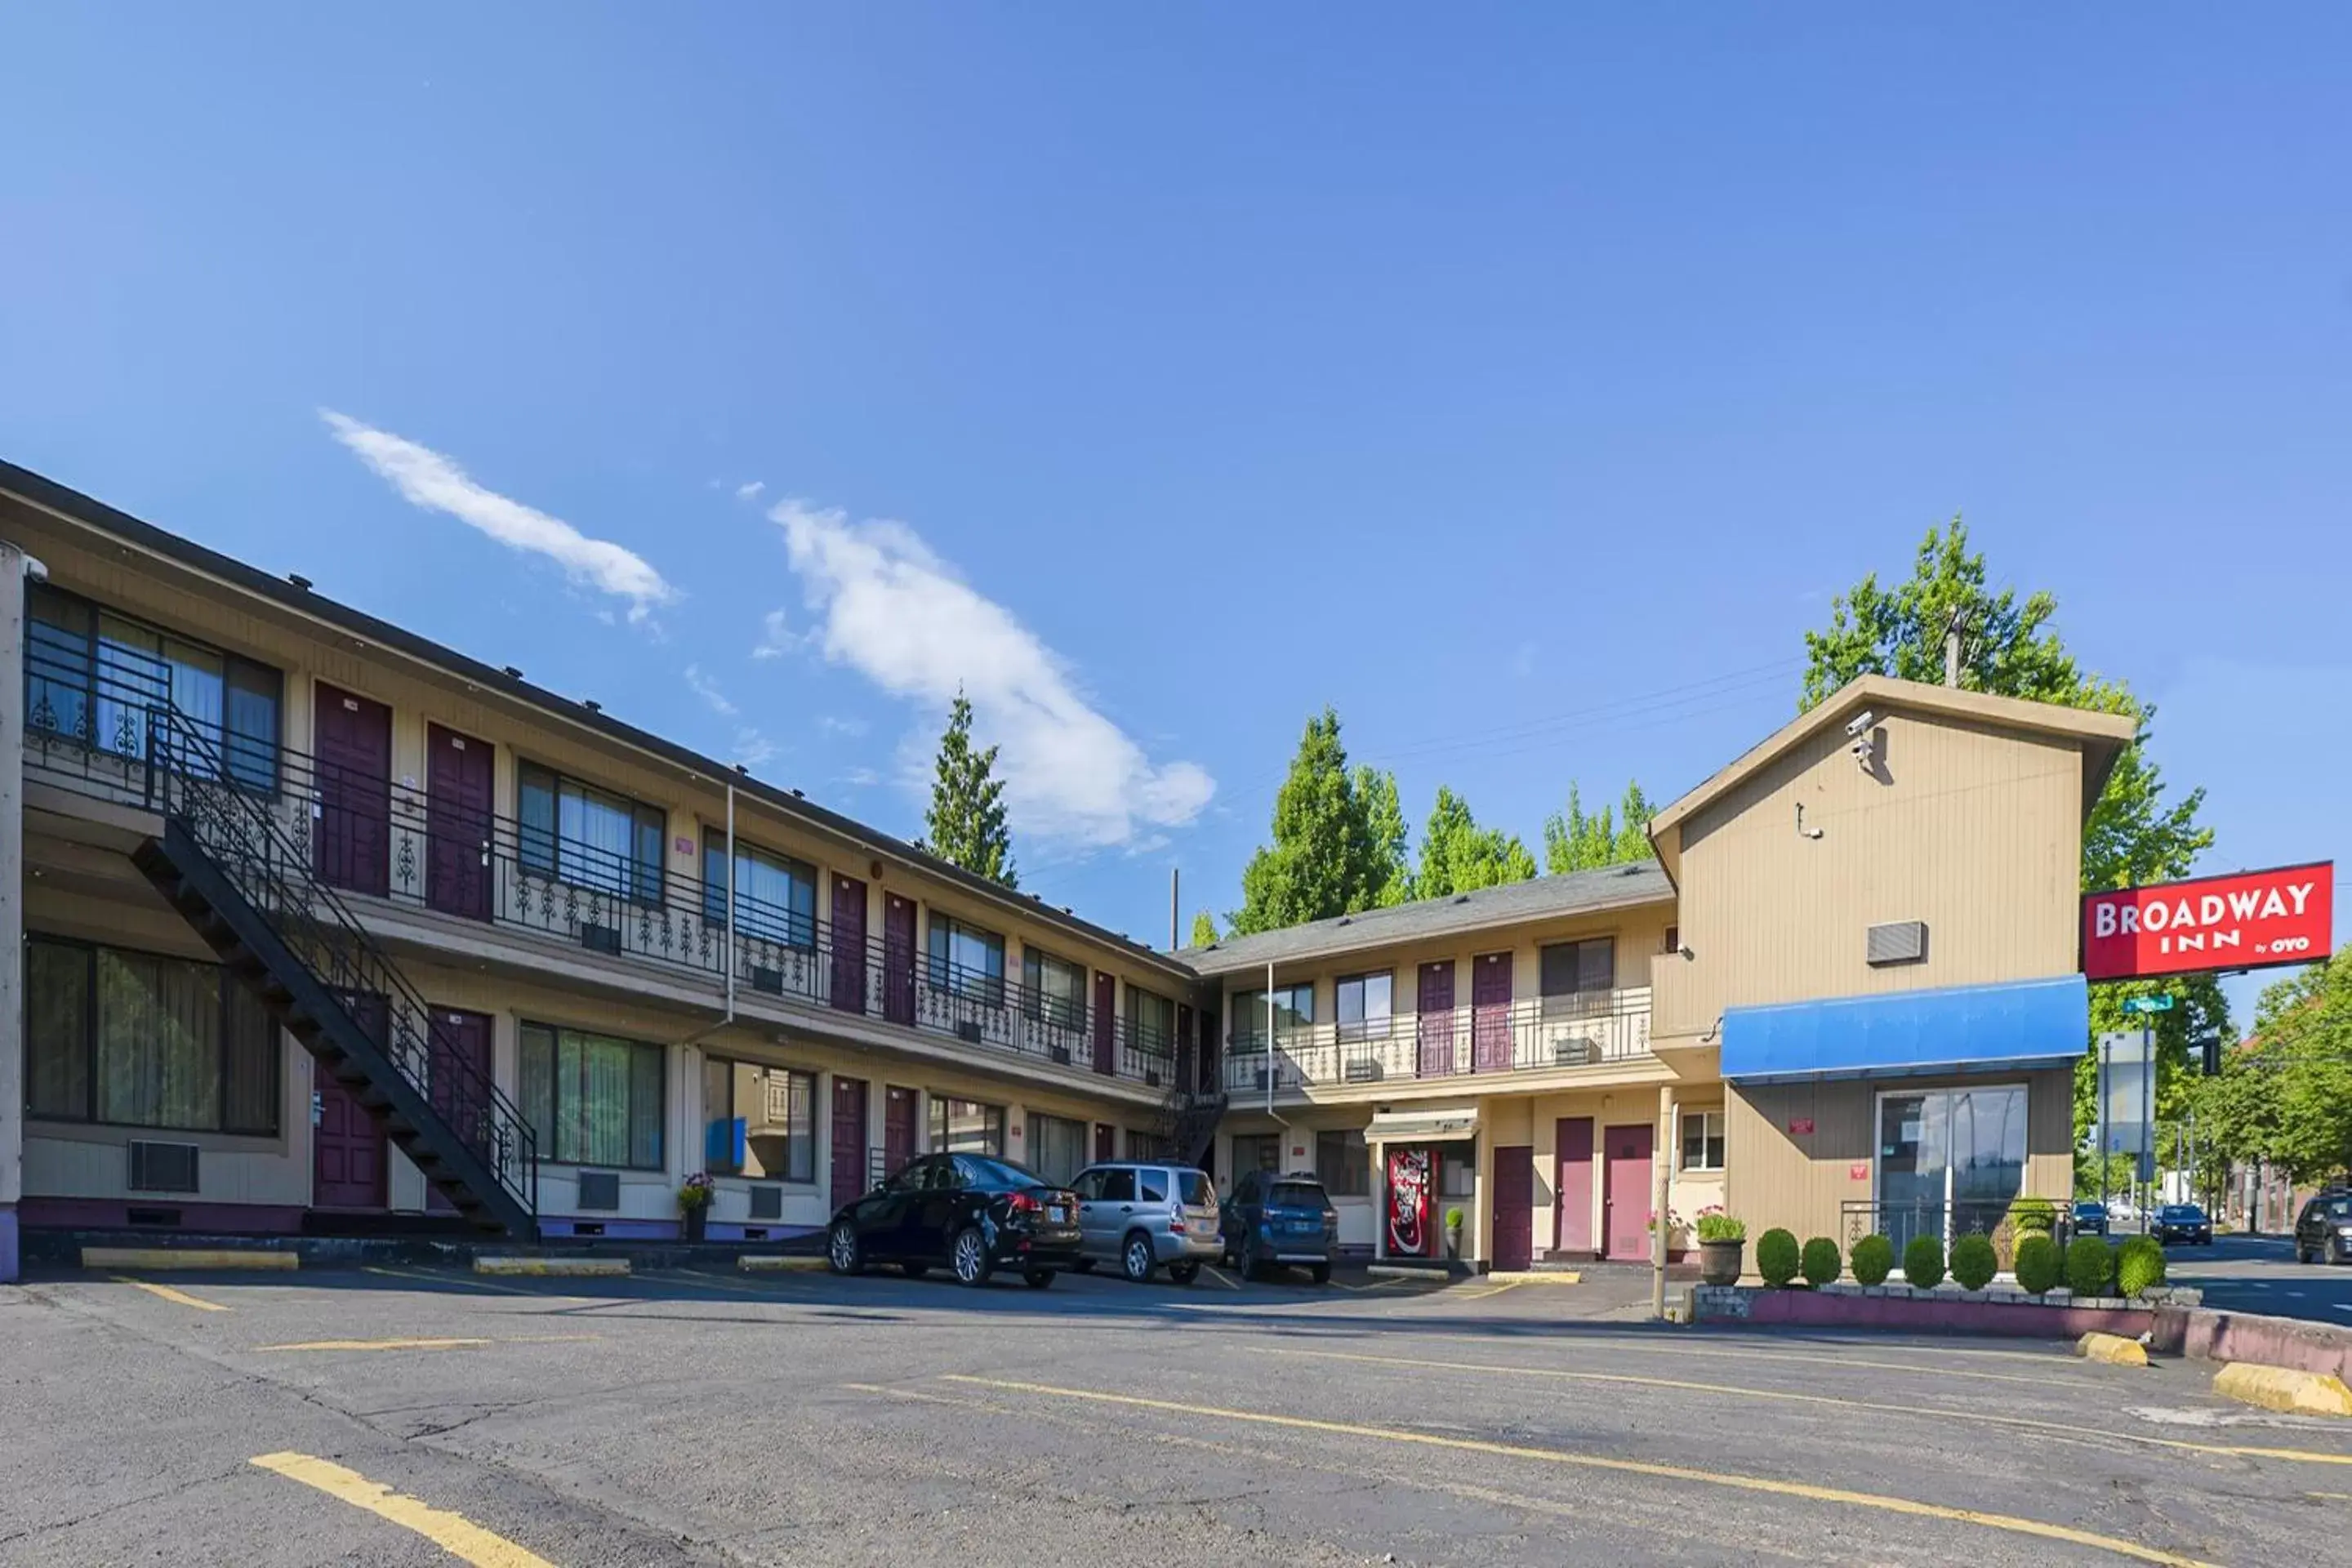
2,8,2345,1022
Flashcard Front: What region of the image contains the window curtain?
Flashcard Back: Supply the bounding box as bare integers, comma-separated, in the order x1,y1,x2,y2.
1030,1114,1087,1186
560,785,635,898
26,939,91,1119
96,950,220,1129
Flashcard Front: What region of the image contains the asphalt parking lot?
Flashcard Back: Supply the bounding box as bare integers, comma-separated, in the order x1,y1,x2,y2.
5,1258,2350,1566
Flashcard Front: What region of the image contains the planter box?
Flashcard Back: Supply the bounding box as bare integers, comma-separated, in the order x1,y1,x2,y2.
1692,1283,2154,1340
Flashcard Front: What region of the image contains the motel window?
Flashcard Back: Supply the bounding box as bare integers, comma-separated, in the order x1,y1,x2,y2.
927,916,1006,1005
1020,947,1087,1030
701,831,817,949
699,1057,816,1183
1229,984,1312,1051
1125,986,1176,1058
24,934,280,1136
1334,971,1392,1043
1229,1133,1283,1178
1316,1129,1370,1197
929,1096,1005,1156
518,1022,666,1169
518,764,666,906
1681,1110,1725,1172
1539,937,1617,1017
1028,1112,1089,1187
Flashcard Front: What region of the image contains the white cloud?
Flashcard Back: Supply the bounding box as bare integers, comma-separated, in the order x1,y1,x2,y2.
733,728,781,768
684,664,737,718
321,411,679,621
771,499,1217,848
840,765,880,788
737,480,766,500
751,608,793,660
820,715,871,738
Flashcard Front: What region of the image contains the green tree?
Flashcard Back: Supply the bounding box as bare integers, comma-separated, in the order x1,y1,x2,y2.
1411,786,1538,899
1230,709,1407,934
915,690,1017,888
1797,518,2224,1187
1543,781,1658,874
1187,910,1220,948
2194,954,2352,1187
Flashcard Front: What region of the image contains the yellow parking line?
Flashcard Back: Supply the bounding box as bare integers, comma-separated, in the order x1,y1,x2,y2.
361,1264,559,1298
1441,1281,1522,1303
939,1375,2215,1566
1250,1346,2352,1468
114,1276,226,1312
250,1452,555,1567
256,1335,601,1352
1200,1266,1241,1290
1419,1331,2059,1387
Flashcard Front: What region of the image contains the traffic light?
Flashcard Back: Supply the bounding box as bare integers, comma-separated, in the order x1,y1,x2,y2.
2195,1032,2221,1076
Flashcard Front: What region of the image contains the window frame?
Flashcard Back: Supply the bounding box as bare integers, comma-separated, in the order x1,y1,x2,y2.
1334,970,1393,1045
1125,984,1176,1058
517,1021,668,1170
516,761,668,907
1539,936,1619,1018
700,830,818,950
1315,1128,1371,1196
1027,1111,1090,1187
1229,983,1313,1051
925,915,1006,1006
927,1094,1006,1156
699,1054,817,1183
1020,946,1088,1030
1680,1109,1726,1172
23,932,280,1138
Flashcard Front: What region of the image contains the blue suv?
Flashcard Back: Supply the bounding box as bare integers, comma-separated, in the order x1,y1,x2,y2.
1220,1169,1339,1285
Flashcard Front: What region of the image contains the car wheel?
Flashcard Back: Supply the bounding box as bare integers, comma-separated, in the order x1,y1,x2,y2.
1122,1232,1157,1284
1309,1262,1332,1286
1169,1262,1200,1285
1023,1269,1054,1289
827,1221,863,1276
951,1227,994,1286
902,1262,929,1279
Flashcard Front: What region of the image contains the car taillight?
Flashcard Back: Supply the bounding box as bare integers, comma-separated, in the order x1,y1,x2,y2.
1168,1207,1187,1234
1004,1192,1042,1214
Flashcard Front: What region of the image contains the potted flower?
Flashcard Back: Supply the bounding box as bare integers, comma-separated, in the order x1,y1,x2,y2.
1693,1206,1746,1286
677,1172,715,1242
1443,1207,1464,1259
1646,1208,1688,1257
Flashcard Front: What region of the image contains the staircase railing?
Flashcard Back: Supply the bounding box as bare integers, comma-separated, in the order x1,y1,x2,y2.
139,705,537,1220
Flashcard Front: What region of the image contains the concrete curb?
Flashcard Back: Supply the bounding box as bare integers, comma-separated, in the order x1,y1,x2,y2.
2212,1361,2352,1418
2074,1331,2149,1367
1486,1271,1581,1286
82,1247,299,1272
474,1256,631,1278
739,1255,828,1273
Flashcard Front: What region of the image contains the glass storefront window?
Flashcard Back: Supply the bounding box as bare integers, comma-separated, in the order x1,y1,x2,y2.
1876,1085,2027,1252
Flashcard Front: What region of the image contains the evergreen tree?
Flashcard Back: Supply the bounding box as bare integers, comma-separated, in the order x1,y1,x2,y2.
1188,910,1220,947
1412,786,1538,898
1543,781,1657,873
1356,764,1413,908
915,690,1017,888
1230,709,1407,933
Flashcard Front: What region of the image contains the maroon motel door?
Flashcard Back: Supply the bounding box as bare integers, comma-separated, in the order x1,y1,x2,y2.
882,893,917,1027
314,991,390,1210
1416,961,1456,1077
1094,1124,1116,1162
883,1086,919,1178
425,724,493,920
314,684,393,898
1491,1147,1535,1271
830,1076,870,1214
1471,951,1513,1071
1092,972,1117,1075
425,1008,495,1212
830,875,867,1014
1554,1117,1596,1254
1602,1123,1654,1261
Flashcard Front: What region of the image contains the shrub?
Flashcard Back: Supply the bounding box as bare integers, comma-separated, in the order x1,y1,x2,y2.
2117,1236,2167,1298
1444,1207,1463,1229
1850,1233,1895,1286
2008,1197,2060,1235
1693,1206,1746,1243
2014,1232,2062,1294
1902,1233,1945,1290
1756,1227,1801,1286
1949,1232,1998,1291
2065,1235,2116,1298
1800,1236,1841,1287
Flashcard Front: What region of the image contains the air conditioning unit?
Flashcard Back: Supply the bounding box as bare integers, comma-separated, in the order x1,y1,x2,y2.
127,1141,200,1194
1552,1037,1594,1067
1866,920,1929,966
576,1170,621,1210
1048,1045,1072,1066
1343,1060,1385,1084
955,1020,986,1045
1144,1068,1162,1088
748,1185,783,1220
750,966,786,996
579,924,622,956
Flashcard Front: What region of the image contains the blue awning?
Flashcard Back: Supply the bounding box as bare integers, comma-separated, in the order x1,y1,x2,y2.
1720,975,2087,1085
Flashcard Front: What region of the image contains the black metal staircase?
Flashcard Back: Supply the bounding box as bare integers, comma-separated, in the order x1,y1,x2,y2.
1156,1086,1228,1171
129,709,537,1236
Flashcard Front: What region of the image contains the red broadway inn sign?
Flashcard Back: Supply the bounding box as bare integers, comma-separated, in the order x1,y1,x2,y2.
2082,862,2334,982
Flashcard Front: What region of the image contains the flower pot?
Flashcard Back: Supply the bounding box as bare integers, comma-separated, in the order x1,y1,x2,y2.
682,1206,708,1244
1699,1237,1744,1286
1444,1223,1463,1261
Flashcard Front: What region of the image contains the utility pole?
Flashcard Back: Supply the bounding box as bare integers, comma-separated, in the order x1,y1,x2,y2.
1169,866,1179,951
1944,608,1964,688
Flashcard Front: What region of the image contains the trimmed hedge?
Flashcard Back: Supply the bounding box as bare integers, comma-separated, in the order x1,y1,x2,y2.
1850,1233,1895,1287
2014,1232,2062,1294
1902,1233,1945,1290
1800,1236,1841,1288
1949,1232,1998,1291
2118,1235,2167,1298
1756,1228,1801,1287
2065,1235,2116,1298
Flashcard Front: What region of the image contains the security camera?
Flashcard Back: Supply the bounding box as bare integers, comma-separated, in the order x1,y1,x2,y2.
1843,709,1876,738
1849,736,1875,761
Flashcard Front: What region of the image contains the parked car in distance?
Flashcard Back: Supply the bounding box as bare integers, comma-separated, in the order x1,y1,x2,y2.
1221,1169,1339,1284
827,1152,1080,1288
2151,1204,2212,1245
2293,1191,2352,1266
1067,1162,1222,1283
2072,1200,2109,1237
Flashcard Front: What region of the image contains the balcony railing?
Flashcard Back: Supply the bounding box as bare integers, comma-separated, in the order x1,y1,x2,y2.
22,645,1184,1094
1221,988,1652,1095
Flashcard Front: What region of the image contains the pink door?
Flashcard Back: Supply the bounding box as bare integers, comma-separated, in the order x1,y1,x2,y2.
1092,972,1117,1075
1416,961,1455,1076
313,1061,386,1209
1602,1123,1653,1262
1471,951,1512,1071
1491,1147,1534,1271
425,724,492,920
1554,1118,1595,1254
883,894,917,1026
830,875,866,1013
314,684,392,898
883,1086,919,1176
830,1076,869,1213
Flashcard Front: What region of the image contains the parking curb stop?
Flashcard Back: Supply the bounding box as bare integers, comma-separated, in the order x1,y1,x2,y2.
2074,1331,2149,1367
474,1256,631,1277
740,1255,827,1272
2212,1361,2352,1418
82,1247,297,1272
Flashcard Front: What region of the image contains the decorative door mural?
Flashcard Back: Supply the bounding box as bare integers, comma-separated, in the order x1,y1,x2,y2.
1386,1147,1432,1257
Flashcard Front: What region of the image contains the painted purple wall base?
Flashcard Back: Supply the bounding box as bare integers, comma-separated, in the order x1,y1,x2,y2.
20,1196,310,1233
0,1205,19,1285
539,1218,679,1240
2152,1305,2352,1382
1697,1285,2154,1339
706,1222,822,1244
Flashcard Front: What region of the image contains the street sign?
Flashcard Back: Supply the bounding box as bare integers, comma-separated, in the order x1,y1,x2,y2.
2120,995,2175,1014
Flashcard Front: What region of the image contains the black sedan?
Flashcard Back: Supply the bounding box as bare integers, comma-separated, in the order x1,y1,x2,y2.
2151,1204,2212,1246
2072,1200,2109,1238
827,1152,1081,1288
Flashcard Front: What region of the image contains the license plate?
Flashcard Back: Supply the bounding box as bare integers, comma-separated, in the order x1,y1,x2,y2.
1049,1205,1068,1223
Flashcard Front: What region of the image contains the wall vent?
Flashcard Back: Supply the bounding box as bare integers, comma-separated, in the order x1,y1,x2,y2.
576,1170,621,1210
1866,920,1929,966
126,1205,184,1228
748,1185,783,1220
127,1141,200,1194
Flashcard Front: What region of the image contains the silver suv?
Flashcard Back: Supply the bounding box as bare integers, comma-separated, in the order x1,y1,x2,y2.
1069,1162,1222,1283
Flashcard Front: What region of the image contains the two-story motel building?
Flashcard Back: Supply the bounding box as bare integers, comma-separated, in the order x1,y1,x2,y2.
0,457,2136,1281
